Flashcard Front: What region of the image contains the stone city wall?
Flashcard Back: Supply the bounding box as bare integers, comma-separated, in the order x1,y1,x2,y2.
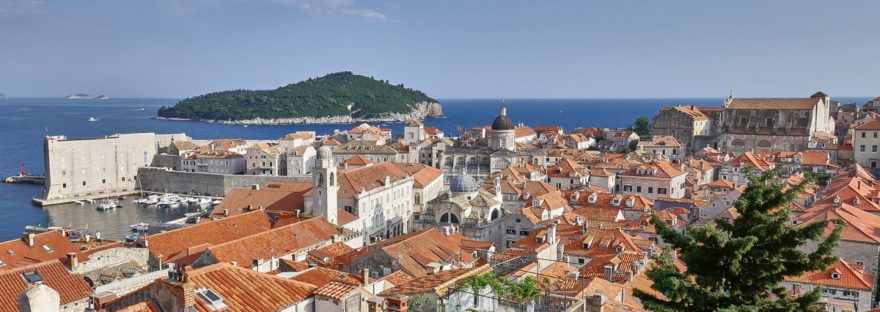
137,167,309,197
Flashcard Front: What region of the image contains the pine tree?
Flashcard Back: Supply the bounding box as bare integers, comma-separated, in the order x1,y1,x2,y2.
632,116,651,138
634,169,843,312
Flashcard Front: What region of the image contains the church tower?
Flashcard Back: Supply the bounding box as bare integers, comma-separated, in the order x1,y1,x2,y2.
490,101,516,151
403,119,424,145
312,146,338,225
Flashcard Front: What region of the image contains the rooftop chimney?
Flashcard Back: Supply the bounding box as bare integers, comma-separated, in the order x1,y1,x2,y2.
23,233,35,247
163,266,195,309
603,264,614,281
363,268,370,284
252,184,260,190
223,209,229,217
66,253,78,270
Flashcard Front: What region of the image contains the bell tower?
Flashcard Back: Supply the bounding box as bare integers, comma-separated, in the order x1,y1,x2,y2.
312,146,338,225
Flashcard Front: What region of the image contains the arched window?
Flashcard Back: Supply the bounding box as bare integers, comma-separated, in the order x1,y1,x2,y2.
317,173,324,186
440,212,460,224
757,140,772,148
329,173,335,186
490,209,500,221
731,139,745,146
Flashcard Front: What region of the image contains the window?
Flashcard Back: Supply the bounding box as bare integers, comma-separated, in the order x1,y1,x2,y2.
648,187,653,194
62,183,67,188
658,188,667,195
579,258,585,264
875,132,878,138
102,179,106,184
82,181,86,186
636,186,642,192
874,145,878,153
515,218,521,223
506,229,516,235
519,231,529,236
862,132,866,138
22,271,43,284
623,185,632,192
861,145,866,152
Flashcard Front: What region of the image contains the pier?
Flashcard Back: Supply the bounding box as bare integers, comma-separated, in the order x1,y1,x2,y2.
3,175,45,185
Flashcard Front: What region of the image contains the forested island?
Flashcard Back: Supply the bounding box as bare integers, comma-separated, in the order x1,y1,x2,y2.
157,72,443,125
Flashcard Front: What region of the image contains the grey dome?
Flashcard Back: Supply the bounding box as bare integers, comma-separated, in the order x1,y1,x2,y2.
492,115,514,130
450,174,478,193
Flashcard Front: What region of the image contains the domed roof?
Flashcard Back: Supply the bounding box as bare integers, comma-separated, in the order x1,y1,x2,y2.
450,174,478,193
491,103,514,130
492,115,514,131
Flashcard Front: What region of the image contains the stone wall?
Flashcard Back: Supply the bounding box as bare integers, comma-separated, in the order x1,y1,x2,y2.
137,167,309,197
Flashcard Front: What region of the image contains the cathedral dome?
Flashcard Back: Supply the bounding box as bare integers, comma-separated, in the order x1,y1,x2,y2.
450,174,478,193
491,102,514,130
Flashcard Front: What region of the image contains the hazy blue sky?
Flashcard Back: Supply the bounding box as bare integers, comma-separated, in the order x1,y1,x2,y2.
1,0,878,98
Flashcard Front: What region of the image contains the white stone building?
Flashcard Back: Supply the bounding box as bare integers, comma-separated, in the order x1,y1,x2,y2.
181,150,246,174
286,145,316,177
618,160,687,199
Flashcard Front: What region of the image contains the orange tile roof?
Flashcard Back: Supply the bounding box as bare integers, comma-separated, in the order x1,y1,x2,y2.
144,210,273,264
378,270,414,286
643,135,682,148
853,118,880,130
547,157,589,178
308,242,356,266
279,259,311,272
786,259,874,290
337,162,410,199
796,203,880,244
342,155,372,166
801,151,831,166
379,265,491,297
291,267,364,287
350,229,475,277
0,260,92,311
336,208,358,226
0,231,84,270
515,126,537,138
211,181,312,218
393,163,443,188
203,217,339,267
620,160,684,178
563,190,653,211
281,132,314,140
187,263,317,312
115,302,161,312
730,152,773,171
704,178,735,189
314,281,360,300
727,98,821,110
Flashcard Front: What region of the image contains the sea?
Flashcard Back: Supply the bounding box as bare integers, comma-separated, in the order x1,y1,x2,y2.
0,97,870,241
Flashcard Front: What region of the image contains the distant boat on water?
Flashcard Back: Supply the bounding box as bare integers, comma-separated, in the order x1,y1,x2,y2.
65,94,110,100
88,117,97,122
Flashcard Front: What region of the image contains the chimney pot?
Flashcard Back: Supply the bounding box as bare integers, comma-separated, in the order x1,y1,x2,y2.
67,252,78,269
23,233,35,247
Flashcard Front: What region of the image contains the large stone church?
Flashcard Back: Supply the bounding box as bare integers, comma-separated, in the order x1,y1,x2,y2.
439,103,546,185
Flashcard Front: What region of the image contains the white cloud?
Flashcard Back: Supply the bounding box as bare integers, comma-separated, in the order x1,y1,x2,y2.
340,8,385,20
0,0,43,20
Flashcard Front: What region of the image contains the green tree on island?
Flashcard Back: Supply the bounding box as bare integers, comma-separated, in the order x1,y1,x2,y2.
635,169,843,312
632,116,651,138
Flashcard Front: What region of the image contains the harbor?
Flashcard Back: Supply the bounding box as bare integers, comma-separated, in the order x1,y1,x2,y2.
38,193,216,241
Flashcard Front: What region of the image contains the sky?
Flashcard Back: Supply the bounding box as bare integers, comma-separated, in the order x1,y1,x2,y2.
0,0,878,99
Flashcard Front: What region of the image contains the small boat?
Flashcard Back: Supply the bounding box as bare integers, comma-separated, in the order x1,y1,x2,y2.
96,199,119,211
73,200,85,205
243,125,249,128
130,223,149,232
211,199,222,205
124,233,140,243
88,117,97,122
196,198,213,208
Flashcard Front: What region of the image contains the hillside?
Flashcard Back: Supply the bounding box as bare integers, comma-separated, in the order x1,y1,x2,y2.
157,72,442,124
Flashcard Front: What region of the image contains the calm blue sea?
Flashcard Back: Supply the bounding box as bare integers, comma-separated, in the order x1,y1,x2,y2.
0,97,869,240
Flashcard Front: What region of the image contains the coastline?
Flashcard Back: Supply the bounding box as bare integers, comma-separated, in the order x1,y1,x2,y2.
153,114,446,125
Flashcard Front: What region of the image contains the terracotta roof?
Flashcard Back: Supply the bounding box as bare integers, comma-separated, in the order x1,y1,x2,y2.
0,231,84,270
336,162,410,199
291,267,363,287
144,210,273,264
620,160,684,179
515,126,537,138
727,98,821,110
853,118,880,130
801,151,831,166
563,190,653,211
459,239,494,254
308,242,356,266
202,217,339,267
642,135,682,148
336,208,358,226
378,270,414,286
379,265,491,297
281,132,314,140
393,163,443,188
0,260,92,311
185,149,243,160
729,152,773,171
279,259,311,272
187,263,317,312
207,138,247,149
796,203,880,244
668,105,710,121
342,155,372,166
211,181,312,218
424,127,443,136
314,281,360,300
115,302,161,312
704,179,735,189
247,142,281,157
786,259,874,290
350,229,476,277
547,157,589,178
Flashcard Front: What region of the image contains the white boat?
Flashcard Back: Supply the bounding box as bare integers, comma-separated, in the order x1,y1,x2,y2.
73,200,84,205
96,200,118,211
196,198,213,208
211,199,222,205
83,198,96,204
130,223,149,232
88,117,97,122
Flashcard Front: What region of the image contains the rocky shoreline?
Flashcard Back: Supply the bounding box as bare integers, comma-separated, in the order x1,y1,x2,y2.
155,101,444,125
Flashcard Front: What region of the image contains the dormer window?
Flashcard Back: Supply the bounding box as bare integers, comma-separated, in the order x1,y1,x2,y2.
831,272,841,280
611,197,622,206
615,245,624,253
588,194,598,204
